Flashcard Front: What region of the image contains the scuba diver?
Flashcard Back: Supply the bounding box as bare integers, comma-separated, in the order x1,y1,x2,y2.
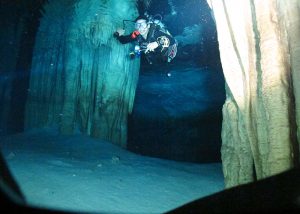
114,14,177,76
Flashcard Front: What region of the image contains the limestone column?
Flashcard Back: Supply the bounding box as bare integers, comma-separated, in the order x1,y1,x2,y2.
207,0,299,187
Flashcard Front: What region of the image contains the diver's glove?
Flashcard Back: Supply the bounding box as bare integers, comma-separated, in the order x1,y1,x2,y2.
114,28,125,37
145,42,159,53
113,32,119,37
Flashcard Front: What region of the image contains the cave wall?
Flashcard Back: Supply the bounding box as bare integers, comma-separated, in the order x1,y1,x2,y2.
0,1,30,135
0,1,45,135
207,0,300,187
25,0,140,147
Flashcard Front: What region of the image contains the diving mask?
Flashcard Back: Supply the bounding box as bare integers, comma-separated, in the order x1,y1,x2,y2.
135,20,147,30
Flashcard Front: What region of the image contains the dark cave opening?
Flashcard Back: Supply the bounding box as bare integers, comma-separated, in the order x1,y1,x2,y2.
127,0,225,163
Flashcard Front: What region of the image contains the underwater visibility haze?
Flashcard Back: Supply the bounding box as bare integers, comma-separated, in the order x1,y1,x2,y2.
1,0,300,213
0,0,225,212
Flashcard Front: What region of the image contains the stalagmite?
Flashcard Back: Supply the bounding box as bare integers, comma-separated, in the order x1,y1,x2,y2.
208,0,300,187
25,0,140,148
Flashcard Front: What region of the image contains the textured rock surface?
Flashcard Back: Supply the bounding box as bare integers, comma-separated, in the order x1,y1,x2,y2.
208,0,300,187
0,2,30,134
25,0,140,147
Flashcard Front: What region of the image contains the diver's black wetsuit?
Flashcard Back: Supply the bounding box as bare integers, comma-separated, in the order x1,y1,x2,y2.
115,23,177,64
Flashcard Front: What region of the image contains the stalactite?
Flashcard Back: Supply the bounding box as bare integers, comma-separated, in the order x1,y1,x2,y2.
25,0,140,148
207,0,300,187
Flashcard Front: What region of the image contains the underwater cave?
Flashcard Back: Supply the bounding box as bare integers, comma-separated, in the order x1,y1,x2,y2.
1,0,300,213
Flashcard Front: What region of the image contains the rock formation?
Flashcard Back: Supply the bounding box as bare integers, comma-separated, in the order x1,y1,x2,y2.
3,0,300,190
25,0,140,147
0,1,44,134
207,0,300,187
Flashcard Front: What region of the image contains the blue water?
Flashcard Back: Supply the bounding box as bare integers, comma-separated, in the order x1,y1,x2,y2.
0,0,225,213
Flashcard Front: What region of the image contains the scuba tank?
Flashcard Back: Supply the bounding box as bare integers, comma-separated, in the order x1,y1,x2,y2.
144,12,171,36
145,12,164,28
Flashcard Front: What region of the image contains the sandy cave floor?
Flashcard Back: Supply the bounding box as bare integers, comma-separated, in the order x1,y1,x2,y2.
0,128,224,213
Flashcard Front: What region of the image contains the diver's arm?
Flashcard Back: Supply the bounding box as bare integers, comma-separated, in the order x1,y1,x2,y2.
114,29,139,44
115,34,133,44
